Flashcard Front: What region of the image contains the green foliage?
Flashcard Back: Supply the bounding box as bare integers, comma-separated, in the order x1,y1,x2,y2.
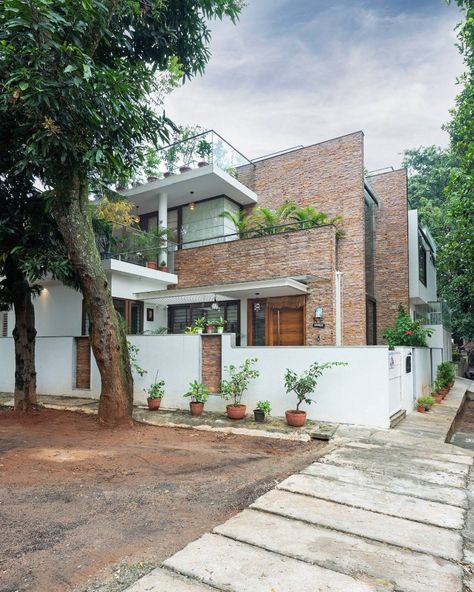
220,358,259,406
417,395,434,408
436,361,455,388
194,317,207,329
256,400,271,415
284,362,347,411
127,342,146,378
184,380,209,403
146,380,165,400
131,226,170,262
382,305,433,348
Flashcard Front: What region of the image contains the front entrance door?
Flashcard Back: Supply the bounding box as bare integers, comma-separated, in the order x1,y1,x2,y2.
248,296,305,346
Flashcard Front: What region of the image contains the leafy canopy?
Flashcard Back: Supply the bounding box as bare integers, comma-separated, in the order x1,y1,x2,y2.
382,305,433,348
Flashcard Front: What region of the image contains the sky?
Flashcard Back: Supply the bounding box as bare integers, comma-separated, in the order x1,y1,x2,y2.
163,0,464,171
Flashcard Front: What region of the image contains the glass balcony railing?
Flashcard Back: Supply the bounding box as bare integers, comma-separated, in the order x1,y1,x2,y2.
157,130,254,179
414,301,451,330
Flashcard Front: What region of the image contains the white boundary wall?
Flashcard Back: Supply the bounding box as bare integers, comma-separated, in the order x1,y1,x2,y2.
220,336,390,428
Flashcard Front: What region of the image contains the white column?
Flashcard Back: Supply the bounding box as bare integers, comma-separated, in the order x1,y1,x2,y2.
335,271,343,346
158,192,168,266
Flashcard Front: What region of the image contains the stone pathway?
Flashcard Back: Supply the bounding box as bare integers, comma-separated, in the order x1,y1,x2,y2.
124,379,474,592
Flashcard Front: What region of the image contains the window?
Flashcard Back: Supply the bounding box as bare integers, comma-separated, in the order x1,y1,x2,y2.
418,234,427,287
168,301,240,343
82,299,143,335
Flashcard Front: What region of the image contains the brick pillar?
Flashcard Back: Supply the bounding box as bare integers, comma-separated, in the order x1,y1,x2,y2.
201,335,222,393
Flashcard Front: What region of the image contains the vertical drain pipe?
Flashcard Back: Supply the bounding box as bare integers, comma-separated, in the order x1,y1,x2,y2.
335,271,343,346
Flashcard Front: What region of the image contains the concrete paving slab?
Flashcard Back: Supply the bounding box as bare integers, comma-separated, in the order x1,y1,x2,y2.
277,472,465,529
163,532,394,592
251,489,463,560
124,568,216,591
320,448,468,487
369,429,474,456
215,509,463,592
303,461,469,507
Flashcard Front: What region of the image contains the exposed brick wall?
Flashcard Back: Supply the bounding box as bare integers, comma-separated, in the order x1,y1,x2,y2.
174,226,337,345
369,169,409,343
201,335,222,393
238,131,366,345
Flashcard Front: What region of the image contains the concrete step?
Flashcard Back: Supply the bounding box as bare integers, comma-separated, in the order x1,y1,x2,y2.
124,568,216,591
251,489,463,561
389,409,406,428
320,447,468,487
278,472,465,529
303,462,468,508
215,509,462,592
163,532,394,592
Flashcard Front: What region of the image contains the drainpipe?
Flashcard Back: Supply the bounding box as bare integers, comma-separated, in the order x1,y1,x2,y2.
158,192,168,266
335,271,343,346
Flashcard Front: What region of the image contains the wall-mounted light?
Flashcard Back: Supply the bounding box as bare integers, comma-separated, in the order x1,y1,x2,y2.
188,202,195,211
314,307,323,320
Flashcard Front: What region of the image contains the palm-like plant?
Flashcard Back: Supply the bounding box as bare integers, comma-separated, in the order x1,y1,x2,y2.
220,209,256,238
290,206,343,237
253,202,297,235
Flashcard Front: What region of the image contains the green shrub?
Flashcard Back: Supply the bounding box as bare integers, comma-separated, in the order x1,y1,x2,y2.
382,305,433,348
184,380,209,403
284,361,347,411
256,400,271,415
436,362,455,388
417,395,434,407
220,358,259,406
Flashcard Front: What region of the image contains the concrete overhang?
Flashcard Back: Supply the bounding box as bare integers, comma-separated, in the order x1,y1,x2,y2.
102,258,178,286
122,164,257,214
134,277,308,305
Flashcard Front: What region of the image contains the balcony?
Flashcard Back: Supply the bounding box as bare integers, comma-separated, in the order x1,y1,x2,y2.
413,301,451,330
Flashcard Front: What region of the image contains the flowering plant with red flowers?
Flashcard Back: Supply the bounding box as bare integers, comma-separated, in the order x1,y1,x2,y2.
382,305,433,348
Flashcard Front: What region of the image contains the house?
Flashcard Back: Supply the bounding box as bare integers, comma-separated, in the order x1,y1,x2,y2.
1,130,450,358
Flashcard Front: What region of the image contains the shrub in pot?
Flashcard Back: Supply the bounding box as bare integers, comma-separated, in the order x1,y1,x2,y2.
220,358,259,420
254,400,271,422
145,379,165,410
216,317,226,334
194,316,207,334
382,305,433,348
184,380,209,416
435,362,455,395
284,361,347,427
417,395,434,412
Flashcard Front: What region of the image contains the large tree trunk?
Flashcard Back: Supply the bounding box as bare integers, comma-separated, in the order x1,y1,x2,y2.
10,265,37,412
51,171,133,426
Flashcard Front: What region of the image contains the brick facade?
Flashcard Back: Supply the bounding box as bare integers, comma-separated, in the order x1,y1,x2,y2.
174,226,337,345
201,335,222,393
369,169,409,343
237,131,366,345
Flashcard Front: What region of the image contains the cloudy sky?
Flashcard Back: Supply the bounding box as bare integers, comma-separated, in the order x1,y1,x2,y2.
164,0,463,171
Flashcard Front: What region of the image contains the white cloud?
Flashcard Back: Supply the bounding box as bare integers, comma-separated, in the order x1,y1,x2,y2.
163,1,464,169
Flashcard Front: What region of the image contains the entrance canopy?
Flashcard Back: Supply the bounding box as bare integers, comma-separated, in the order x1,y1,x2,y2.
134,277,309,305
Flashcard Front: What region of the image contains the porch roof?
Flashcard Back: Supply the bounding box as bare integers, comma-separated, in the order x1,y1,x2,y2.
134,277,309,305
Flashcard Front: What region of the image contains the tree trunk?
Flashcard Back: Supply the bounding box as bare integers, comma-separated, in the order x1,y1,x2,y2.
51,171,133,426
10,265,37,412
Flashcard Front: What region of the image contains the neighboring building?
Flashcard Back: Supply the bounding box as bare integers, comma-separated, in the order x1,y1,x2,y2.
1,130,449,354
408,209,452,364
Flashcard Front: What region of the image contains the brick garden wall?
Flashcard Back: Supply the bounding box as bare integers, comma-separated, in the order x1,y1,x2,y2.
369,169,409,343
174,226,337,345
201,335,222,393
238,131,366,345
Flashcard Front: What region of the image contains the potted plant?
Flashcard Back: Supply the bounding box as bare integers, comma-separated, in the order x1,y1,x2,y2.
205,321,215,334
184,380,209,416
145,378,165,410
163,143,178,177
284,361,347,427
132,227,168,269
197,138,212,167
382,305,433,349
254,400,271,422
432,389,443,404
417,395,434,412
216,317,226,334
220,358,259,420
158,260,168,272
194,317,207,334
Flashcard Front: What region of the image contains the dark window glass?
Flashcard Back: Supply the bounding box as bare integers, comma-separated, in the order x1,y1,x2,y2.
252,302,266,346
418,235,427,286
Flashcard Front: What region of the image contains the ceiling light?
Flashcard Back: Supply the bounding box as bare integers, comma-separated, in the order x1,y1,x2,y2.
188,202,195,211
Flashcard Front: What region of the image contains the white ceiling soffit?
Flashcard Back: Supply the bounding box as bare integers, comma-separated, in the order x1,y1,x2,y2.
136,277,309,304
122,164,257,214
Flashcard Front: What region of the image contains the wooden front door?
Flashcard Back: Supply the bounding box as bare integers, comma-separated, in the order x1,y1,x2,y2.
248,296,305,346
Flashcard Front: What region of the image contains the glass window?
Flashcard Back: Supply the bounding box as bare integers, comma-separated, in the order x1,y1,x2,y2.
418,235,427,286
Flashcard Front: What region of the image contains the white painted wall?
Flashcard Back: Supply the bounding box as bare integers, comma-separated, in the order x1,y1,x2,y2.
427,325,452,364
219,336,390,428
394,347,415,414
408,210,437,305
413,347,432,399
33,283,83,337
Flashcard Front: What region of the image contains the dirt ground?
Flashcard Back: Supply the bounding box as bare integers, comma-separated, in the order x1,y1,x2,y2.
0,408,326,592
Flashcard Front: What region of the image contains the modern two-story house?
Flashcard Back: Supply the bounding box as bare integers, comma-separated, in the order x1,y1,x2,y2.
1,130,450,360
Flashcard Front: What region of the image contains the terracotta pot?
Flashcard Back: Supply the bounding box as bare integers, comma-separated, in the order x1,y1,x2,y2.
226,404,246,420
158,266,168,273
439,386,449,396
417,405,425,413
434,393,443,404
285,410,307,427
146,261,157,269
206,325,215,334
147,398,161,410
179,166,191,173
190,402,204,417
164,171,174,178
198,161,209,168
254,409,265,422
147,176,159,183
